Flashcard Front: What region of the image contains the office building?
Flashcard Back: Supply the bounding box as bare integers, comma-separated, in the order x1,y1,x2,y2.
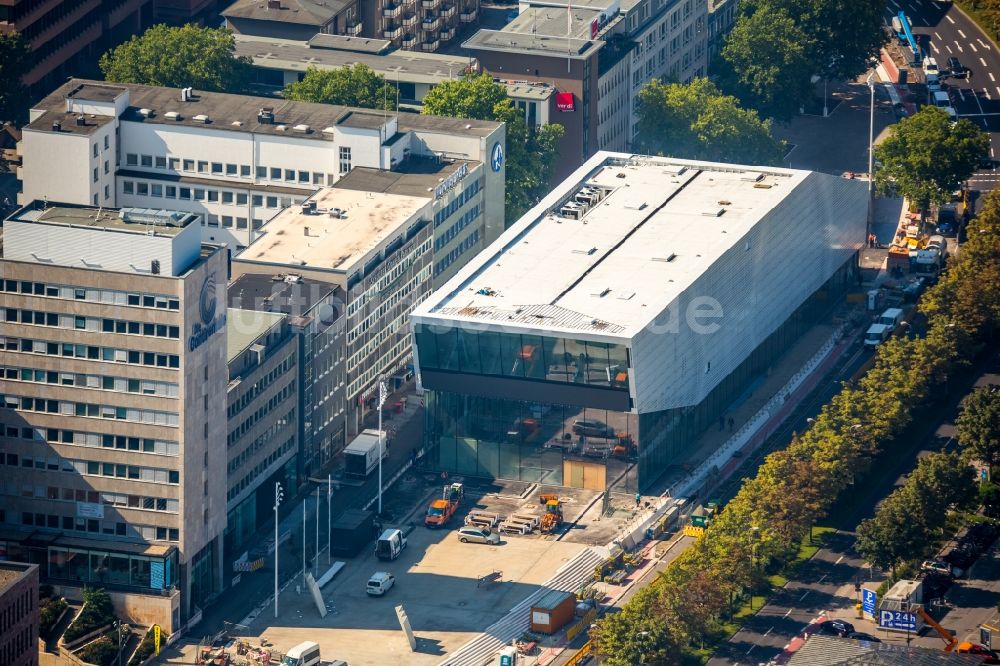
0,561,38,666
154,0,217,24
465,0,708,175
411,153,867,492
228,272,347,483
224,0,360,41
233,186,433,434
0,0,152,93
0,201,228,631
224,308,300,556
17,79,506,251
235,34,556,119
707,0,738,59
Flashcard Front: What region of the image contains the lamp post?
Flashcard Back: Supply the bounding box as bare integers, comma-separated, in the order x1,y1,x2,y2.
273,481,284,618
327,474,333,565
377,380,388,516
866,71,877,239
749,525,760,611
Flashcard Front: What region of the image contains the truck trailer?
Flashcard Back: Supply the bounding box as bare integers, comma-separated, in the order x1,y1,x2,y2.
344,429,387,479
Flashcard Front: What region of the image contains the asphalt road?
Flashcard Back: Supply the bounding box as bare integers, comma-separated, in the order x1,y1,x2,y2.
709,349,1000,665
889,0,1000,196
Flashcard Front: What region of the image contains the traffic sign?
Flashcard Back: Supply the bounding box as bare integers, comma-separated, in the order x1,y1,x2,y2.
878,610,917,631
862,589,877,617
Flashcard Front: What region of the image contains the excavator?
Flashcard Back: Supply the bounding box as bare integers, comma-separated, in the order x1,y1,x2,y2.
539,494,564,533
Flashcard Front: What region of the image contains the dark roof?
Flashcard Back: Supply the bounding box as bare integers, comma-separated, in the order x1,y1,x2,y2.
67,83,124,102
27,79,502,141
307,33,391,53
337,110,392,129
788,636,985,666
334,158,474,198
222,0,349,26
229,272,342,321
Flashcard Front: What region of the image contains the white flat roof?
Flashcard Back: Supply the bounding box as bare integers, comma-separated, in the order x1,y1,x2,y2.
416,154,815,338
240,187,430,272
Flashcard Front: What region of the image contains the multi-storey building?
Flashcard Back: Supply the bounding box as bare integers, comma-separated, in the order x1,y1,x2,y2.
706,0,738,60
154,0,217,24
0,561,38,666
233,187,433,434
228,272,346,481
465,0,708,174
411,153,866,493
235,34,555,120
223,0,360,41
0,0,152,94
0,201,228,632
224,308,299,557
17,80,505,251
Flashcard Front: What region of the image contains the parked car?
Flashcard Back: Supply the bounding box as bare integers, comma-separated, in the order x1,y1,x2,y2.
457,526,500,545
848,632,882,643
816,619,855,637
921,559,964,578
948,56,967,78
572,419,615,438
366,571,395,596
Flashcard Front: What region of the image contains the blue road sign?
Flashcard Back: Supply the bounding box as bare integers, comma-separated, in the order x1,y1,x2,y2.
862,588,877,616
879,610,917,631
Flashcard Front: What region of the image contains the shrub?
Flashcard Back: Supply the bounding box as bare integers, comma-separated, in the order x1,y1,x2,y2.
77,635,119,666
63,588,115,643
128,628,156,666
38,596,68,638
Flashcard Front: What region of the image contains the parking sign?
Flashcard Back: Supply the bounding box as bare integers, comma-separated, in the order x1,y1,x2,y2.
879,610,917,631
862,589,877,617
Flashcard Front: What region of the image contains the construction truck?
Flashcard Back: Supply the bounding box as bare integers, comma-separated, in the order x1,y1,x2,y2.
425,482,464,528
539,494,563,533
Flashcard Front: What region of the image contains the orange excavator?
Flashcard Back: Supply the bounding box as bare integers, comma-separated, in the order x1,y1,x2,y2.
539,494,563,533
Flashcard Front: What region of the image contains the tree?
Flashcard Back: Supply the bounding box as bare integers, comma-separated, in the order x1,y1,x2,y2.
0,31,31,123
739,0,885,82
99,24,251,92
717,7,813,120
874,106,989,216
957,386,1000,470
856,490,929,575
421,74,565,224
283,64,396,110
635,78,785,166
908,451,979,518
591,586,682,665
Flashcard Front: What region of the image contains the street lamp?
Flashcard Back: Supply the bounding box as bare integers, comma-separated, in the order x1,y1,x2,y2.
273,481,284,619
749,525,760,611
866,72,877,240
377,380,388,516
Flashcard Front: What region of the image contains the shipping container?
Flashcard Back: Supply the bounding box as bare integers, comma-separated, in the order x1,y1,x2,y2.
530,590,576,634
329,509,375,557
344,429,387,478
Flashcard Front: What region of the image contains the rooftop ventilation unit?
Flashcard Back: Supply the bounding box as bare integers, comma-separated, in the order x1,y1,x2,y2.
661,165,687,176
192,114,210,123
180,87,194,102
275,124,287,131
138,108,153,117
75,116,86,126
740,172,764,182
164,111,181,120
52,121,61,131
701,208,725,217
322,127,336,135
258,107,275,124
328,208,347,219
652,253,678,262
292,124,311,133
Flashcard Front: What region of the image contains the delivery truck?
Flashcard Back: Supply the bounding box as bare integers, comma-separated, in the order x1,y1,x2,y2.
344,429,387,479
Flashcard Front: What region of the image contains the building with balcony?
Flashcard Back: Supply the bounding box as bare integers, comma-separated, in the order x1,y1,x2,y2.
17,79,505,252
0,0,153,95
411,153,867,493
223,0,361,41
0,201,229,632
0,561,38,666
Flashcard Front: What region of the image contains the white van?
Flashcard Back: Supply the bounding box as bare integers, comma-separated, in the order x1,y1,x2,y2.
878,308,904,332
282,641,321,666
367,571,395,596
864,323,891,347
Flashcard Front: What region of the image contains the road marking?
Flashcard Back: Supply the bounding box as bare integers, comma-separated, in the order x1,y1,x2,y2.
946,44,954,53
992,146,995,157
784,608,794,618
984,88,992,101
958,88,966,101
746,645,755,655
908,2,919,10
835,555,844,565
982,57,989,67
932,42,940,53
979,38,991,50
959,29,967,38
946,14,955,23
818,574,827,583
970,43,978,52
799,590,810,601
956,43,964,52
990,72,996,82
889,0,901,6
935,31,942,40
764,627,774,637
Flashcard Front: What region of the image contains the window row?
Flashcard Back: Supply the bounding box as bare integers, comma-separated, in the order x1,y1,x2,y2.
434,229,480,276
123,152,336,187
1,394,179,426
1,366,178,398
227,354,296,419
3,481,178,513
227,435,295,501
13,511,179,542
227,383,295,446
3,308,180,339
0,336,180,368
2,427,178,456
0,451,179,484
1,279,179,310
433,178,482,228
435,204,481,251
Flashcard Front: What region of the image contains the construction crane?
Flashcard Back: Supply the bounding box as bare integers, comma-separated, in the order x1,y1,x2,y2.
896,11,923,65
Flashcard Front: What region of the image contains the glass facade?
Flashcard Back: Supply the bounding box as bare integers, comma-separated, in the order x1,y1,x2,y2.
419,258,855,492
46,545,177,592
415,326,631,392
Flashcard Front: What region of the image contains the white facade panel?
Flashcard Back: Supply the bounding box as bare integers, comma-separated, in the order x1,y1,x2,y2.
19,130,94,206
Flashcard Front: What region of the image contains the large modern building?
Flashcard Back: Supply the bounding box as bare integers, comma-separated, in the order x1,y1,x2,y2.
0,0,152,93
464,0,708,176
233,186,433,434
411,153,867,492
16,79,505,251
0,201,228,631
0,561,38,666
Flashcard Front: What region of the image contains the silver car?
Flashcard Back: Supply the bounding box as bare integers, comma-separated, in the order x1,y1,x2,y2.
457,526,500,545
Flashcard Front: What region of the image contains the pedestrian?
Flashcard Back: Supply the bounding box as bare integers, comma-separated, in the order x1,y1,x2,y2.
718,415,725,431
728,417,734,432
634,492,641,508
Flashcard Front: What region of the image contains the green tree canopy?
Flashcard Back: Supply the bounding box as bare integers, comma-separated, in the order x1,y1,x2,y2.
874,106,989,213
739,0,885,81
717,6,813,120
99,24,251,92
421,74,565,223
0,31,31,123
635,78,785,166
283,64,396,110
957,386,1000,469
